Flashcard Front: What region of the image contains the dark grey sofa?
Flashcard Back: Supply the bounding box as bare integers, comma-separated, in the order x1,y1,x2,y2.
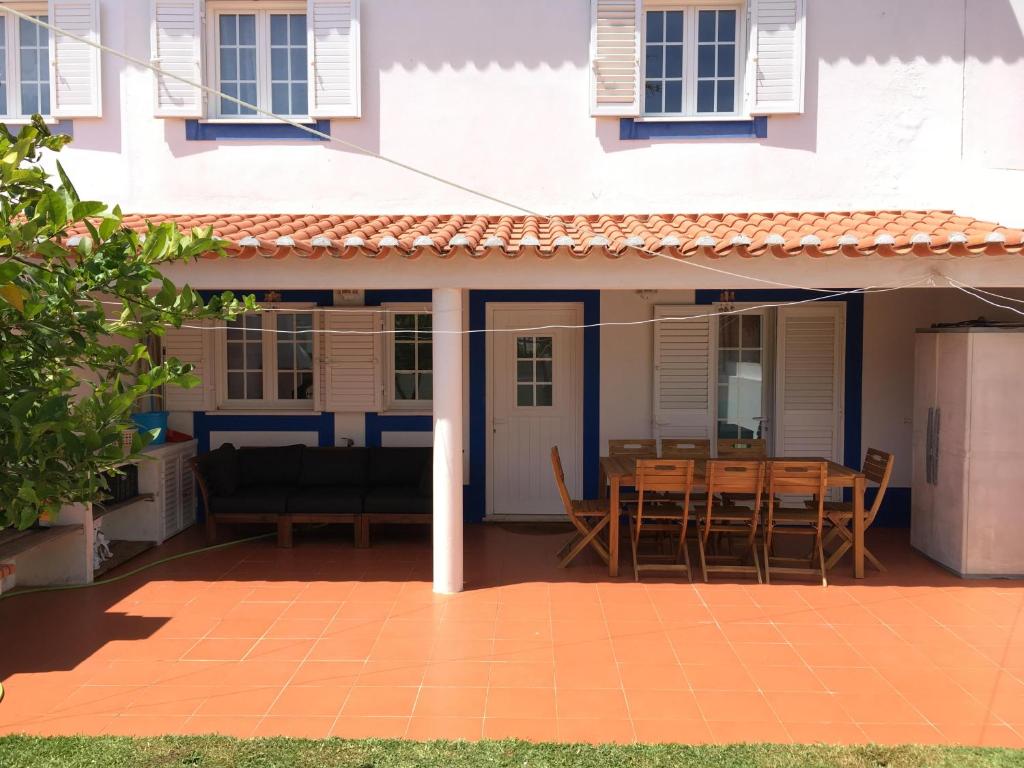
191,444,432,547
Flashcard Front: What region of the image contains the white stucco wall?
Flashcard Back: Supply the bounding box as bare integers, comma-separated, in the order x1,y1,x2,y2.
36,0,1024,225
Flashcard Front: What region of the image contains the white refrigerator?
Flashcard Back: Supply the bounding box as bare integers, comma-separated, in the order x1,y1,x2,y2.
911,326,1024,577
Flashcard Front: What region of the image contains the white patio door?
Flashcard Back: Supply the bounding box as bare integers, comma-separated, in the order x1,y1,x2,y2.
487,304,583,519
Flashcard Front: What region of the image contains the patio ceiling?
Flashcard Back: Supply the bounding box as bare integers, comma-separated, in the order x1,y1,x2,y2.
63,210,1024,261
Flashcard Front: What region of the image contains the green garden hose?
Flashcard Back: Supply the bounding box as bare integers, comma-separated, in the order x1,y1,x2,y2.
0,531,278,706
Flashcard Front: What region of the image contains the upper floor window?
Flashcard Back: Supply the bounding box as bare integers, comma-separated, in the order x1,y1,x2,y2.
643,5,741,117
0,8,50,117
208,3,308,118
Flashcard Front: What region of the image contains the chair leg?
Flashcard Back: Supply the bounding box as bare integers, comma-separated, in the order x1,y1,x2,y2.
817,533,828,587
629,516,641,582
557,533,583,560
763,536,771,584
865,547,887,573
751,538,763,584
681,538,692,583
559,518,610,568
277,517,293,548
698,535,709,583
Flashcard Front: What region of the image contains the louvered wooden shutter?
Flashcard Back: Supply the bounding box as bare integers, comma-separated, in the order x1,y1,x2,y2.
48,0,102,117
653,306,716,439
308,0,360,118
321,310,381,412
151,0,203,117
748,0,806,114
774,304,845,461
161,320,216,411
589,0,641,117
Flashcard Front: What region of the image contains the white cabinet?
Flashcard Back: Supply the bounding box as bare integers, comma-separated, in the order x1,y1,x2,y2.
911,328,1024,577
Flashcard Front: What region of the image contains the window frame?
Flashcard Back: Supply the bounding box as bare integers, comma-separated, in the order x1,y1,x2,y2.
640,0,747,121
384,302,433,413
0,3,51,119
215,303,320,411
204,0,310,122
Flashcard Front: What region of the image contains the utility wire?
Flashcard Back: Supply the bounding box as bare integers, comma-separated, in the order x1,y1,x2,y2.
0,4,899,295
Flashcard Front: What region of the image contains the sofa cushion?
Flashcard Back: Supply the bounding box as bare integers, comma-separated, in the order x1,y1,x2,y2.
298,447,368,488
197,443,238,496
210,485,289,515
368,447,432,488
363,487,432,515
237,444,304,488
287,487,364,515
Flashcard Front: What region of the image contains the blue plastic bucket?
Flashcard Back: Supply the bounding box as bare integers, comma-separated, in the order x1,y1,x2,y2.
132,411,169,445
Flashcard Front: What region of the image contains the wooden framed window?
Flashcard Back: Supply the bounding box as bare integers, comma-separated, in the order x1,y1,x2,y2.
385,304,432,411
642,2,744,117
206,1,308,118
0,5,50,117
218,305,318,409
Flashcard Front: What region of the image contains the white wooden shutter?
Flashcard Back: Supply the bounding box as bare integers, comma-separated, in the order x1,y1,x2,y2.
748,0,806,114
774,303,844,461
589,0,641,117
48,0,102,117
321,309,381,412
151,0,203,117
161,320,216,411
653,306,716,439
308,0,360,118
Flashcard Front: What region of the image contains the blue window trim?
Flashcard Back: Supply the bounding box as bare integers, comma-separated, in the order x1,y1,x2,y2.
467,290,600,522
185,119,330,142
364,413,432,448
620,116,767,140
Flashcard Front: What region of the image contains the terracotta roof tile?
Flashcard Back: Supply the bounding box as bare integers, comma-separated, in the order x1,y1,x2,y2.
65,211,1024,259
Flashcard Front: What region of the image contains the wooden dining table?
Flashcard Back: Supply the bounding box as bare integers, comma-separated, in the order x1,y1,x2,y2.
597,456,868,579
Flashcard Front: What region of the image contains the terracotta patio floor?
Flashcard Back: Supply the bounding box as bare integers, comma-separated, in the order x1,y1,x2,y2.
1,524,1023,746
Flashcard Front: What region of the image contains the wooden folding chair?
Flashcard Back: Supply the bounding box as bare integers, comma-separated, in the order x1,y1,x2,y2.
697,460,765,583
763,461,829,586
717,438,767,459
552,446,611,568
629,459,696,581
813,448,894,572
661,438,710,460
609,439,658,458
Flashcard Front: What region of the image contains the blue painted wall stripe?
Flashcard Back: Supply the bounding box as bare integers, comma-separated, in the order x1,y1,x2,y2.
620,116,767,140
185,119,331,141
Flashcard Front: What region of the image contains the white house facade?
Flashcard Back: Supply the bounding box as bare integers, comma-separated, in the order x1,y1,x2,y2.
2,0,1024,591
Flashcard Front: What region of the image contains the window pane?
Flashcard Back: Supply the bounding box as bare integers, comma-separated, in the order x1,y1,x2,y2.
665,45,683,79
20,48,36,80
239,83,257,114
221,83,238,115
644,81,662,114
697,80,715,112
395,314,415,340
664,80,682,113
246,373,263,399
664,11,683,43
418,342,432,370
277,314,293,332
290,14,306,43
238,14,256,45
717,80,735,112
297,372,313,399
418,373,433,400
220,47,237,81
296,341,313,369
239,48,256,81
227,372,245,399
741,315,762,347
646,45,663,79
292,84,308,116
646,11,663,43
395,373,416,400
718,44,736,78
271,83,289,114
291,48,307,78
278,372,295,399
535,337,552,358
220,14,236,45
698,10,716,42
271,47,288,80
517,385,534,407
18,17,36,46
719,315,739,348
245,343,262,368
719,10,737,42
516,337,534,358
536,360,552,384
277,341,294,369
517,361,532,383
227,345,244,369
395,342,415,370
39,83,49,116
270,14,288,45
697,45,714,78
536,385,553,407
20,84,37,115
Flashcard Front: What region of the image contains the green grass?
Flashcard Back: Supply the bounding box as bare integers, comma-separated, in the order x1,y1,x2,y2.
0,736,1022,768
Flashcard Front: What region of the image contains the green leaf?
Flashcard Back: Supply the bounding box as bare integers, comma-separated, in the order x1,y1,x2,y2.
0,283,27,312
0,260,24,282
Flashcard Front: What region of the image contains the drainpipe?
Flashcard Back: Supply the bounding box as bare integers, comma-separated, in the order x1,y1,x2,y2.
432,288,464,594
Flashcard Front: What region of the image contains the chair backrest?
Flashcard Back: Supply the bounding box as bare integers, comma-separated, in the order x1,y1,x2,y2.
550,446,575,517
862,447,895,524
609,439,657,458
717,438,767,459
767,460,828,501
635,459,695,495
705,459,765,499
661,438,710,460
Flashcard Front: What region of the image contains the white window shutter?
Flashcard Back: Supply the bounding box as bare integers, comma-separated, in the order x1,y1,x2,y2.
774,303,845,462
151,0,203,117
307,0,360,118
748,0,806,114
48,0,102,117
322,310,382,412
653,306,716,439
589,0,641,117
161,320,216,411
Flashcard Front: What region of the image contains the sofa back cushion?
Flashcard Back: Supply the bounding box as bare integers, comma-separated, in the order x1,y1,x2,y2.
298,447,368,488
368,447,432,489
197,443,238,495
237,444,305,488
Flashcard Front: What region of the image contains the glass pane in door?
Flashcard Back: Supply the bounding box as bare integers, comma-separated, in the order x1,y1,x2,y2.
717,314,763,439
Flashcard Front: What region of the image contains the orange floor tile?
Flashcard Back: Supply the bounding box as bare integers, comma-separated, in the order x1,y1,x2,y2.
1,524,1023,746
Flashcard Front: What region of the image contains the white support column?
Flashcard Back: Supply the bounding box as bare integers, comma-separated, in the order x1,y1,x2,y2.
432,288,464,594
